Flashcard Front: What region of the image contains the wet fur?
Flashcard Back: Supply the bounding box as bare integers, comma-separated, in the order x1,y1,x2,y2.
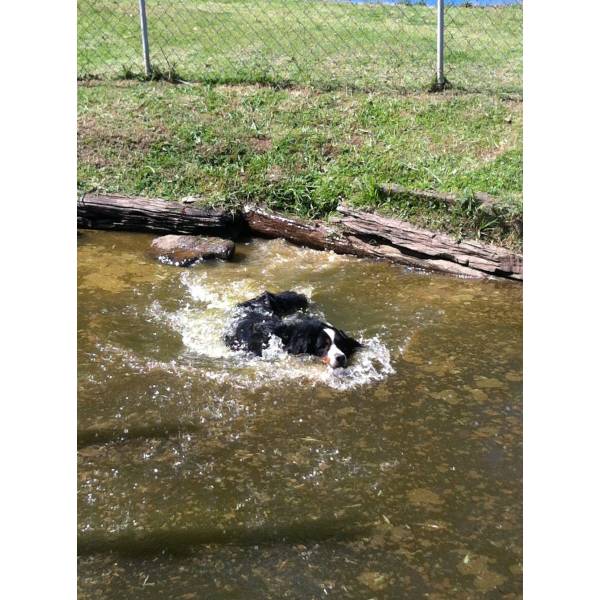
224,291,361,367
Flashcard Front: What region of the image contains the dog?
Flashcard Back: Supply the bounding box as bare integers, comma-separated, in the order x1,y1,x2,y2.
224,291,362,369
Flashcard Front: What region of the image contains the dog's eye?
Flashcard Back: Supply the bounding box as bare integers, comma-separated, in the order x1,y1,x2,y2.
316,333,331,353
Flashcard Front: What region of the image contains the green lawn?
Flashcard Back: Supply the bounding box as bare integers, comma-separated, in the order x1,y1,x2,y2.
78,81,522,250
78,0,522,95
78,2,522,249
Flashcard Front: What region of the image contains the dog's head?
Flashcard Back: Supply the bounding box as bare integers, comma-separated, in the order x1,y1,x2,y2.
279,319,362,369
320,326,363,369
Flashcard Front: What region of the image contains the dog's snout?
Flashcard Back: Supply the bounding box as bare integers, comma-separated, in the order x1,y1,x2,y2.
331,353,347,368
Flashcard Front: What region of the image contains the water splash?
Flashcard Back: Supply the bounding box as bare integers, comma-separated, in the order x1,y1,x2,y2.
148,269,395,390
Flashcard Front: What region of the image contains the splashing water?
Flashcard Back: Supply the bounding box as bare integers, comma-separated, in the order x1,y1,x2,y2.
149,267,395,390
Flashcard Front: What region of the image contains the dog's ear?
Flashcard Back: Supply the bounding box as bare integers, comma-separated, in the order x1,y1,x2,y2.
338,329,363,352
351,336,363,349
274,322,315,355
286,336,311,355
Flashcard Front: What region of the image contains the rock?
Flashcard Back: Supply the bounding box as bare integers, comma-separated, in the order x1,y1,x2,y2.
149,235,235,266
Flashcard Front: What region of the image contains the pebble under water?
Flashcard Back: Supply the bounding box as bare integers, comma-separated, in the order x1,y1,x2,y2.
78,231,522,598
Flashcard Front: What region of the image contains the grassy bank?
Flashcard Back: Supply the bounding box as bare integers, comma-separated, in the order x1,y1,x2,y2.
78,0,522,95
78,81,522,251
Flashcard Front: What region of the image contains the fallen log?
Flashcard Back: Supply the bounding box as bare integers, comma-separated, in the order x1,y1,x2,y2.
243,206,483,277
242,205,355,254
336,204,522,280
77,193,243,238
76,194,522,280
244,205,522,280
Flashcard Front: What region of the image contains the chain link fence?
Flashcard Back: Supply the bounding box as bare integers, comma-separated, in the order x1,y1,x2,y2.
78,0,522,95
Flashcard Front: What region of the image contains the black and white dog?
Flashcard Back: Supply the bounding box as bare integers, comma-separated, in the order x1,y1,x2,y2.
224,291,362,369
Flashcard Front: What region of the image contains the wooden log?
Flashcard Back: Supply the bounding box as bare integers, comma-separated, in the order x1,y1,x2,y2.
77,194,242,238
243,205,522,280
242,205,354,254
337,204,522,280
76,194,522,280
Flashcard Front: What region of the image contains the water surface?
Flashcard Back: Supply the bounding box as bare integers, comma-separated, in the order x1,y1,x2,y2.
78,231,522,598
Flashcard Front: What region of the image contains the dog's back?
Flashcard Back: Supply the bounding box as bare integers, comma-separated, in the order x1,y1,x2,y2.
223,312,282,355
224,291,308,356
237,291,308,317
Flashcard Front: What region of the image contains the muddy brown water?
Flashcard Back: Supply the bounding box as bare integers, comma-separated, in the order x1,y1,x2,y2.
78,231,522,599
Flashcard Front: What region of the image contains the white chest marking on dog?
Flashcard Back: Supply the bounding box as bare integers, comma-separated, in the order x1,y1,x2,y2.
324,327,345,365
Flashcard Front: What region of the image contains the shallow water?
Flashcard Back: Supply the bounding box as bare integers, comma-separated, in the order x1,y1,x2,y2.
78,230,522,598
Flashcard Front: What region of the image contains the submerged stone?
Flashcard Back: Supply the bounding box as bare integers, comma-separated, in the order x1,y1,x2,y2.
149,234,235,266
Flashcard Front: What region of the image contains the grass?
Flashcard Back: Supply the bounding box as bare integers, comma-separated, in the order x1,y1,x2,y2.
78,0,522,95
78,80,522,251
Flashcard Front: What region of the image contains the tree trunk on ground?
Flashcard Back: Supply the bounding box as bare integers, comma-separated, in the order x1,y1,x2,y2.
76,195,522,280
242,205,356,254
335,204,522,280
244,205,522,281
77,194,242,238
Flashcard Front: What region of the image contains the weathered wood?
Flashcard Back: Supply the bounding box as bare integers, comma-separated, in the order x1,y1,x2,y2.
337,204,522,280
245,207,482,276
242,205,355,254
76,194,522,280
77,194,242,238
244,205,522,280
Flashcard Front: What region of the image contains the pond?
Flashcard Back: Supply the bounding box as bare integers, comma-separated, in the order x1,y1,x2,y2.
78,230,522,598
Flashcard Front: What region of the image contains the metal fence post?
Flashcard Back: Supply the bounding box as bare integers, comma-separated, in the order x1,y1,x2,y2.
436,0,445,88
138,0,152,76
